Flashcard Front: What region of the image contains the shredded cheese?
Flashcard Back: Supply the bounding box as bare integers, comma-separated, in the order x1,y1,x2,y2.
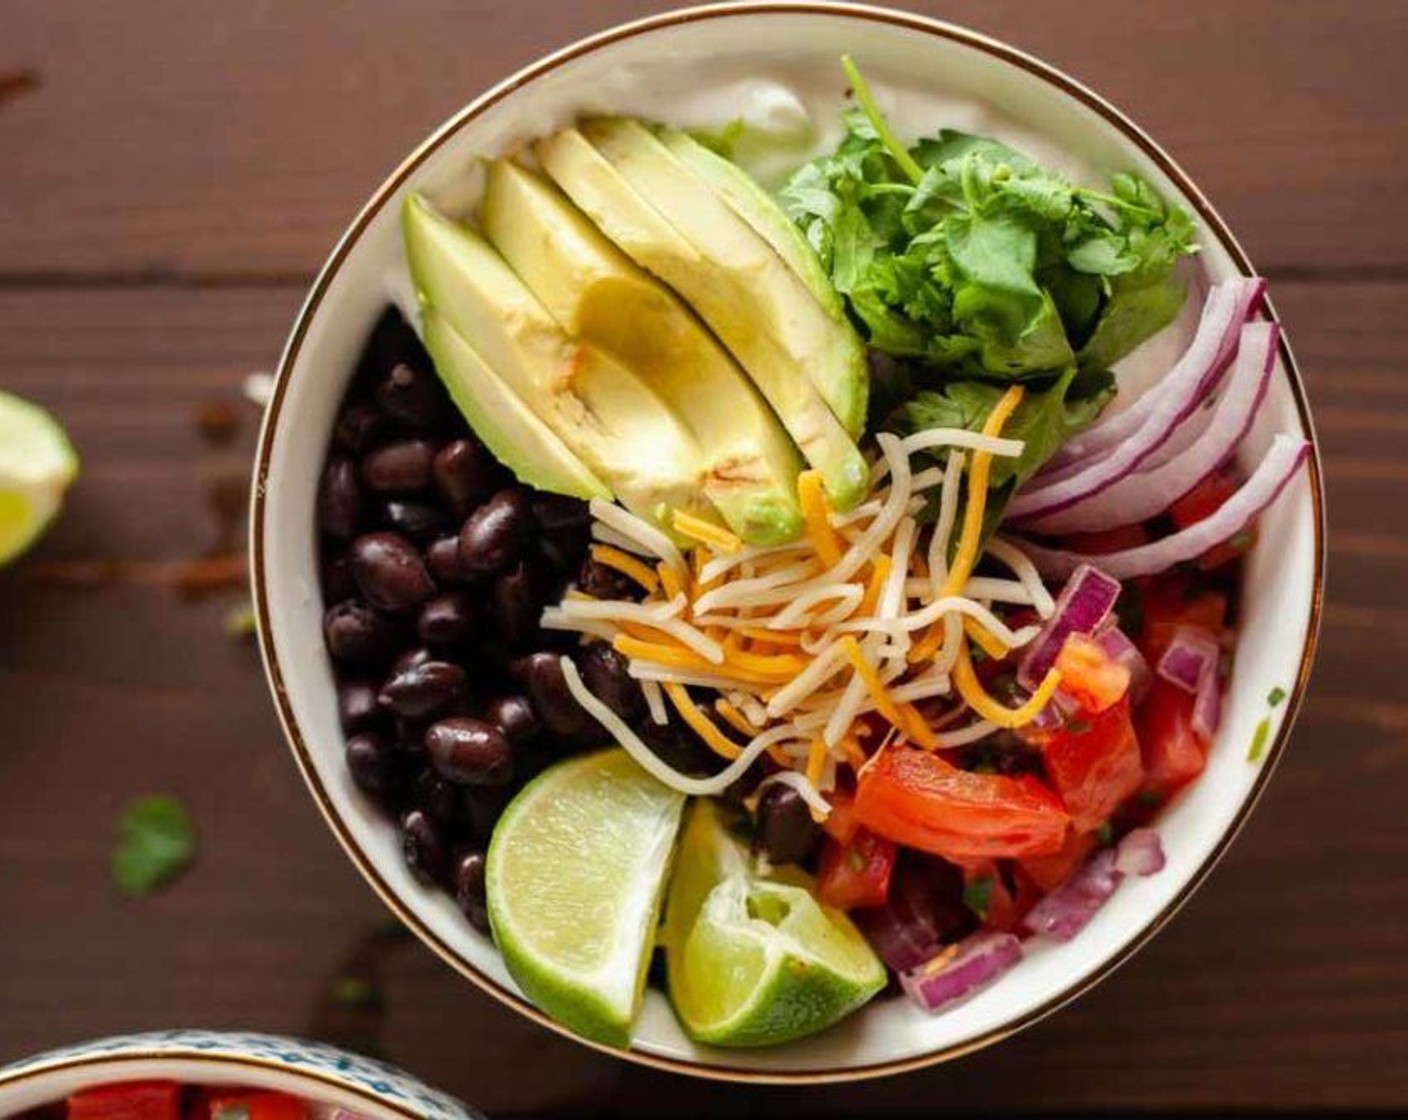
952,642,1063,729
589,544,661,593
672,509,743,554
798,469,843,566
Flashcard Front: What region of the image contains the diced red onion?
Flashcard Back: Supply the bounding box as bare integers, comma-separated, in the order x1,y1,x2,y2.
1016,564,1122,691
1097,627,1152,705
856,856,969,972
857,905,945,974
1114,828,1166,877
1157,625,1220,694
1024,321,1279,535
900,930,1024,1013
1018,434,1309,580
1046,276,1266,471
1023,848,1122,942
1192,663,1224,742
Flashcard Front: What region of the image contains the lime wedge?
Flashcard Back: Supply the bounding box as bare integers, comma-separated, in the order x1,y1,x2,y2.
486,748,686,1046
0,390,78,566
663,800,886,1048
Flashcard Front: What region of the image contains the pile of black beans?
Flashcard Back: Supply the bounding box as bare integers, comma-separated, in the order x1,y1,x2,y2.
317,308,820,935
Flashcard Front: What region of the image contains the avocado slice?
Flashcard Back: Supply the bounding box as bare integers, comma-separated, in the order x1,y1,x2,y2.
657,126,844,322
537,125,869,512
403,192,708,527
419,308,609,500
480,159,805,546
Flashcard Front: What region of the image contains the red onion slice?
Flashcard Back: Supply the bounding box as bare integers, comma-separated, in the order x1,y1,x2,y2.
900,930,1024,1013
1017,434,1309,580
1114,828,1166,877
1098,627,1152,705
1016,564,1121,691
1047,277,1266,470
1192,662,1224,742
1157,625,1220,694
1024,321,1279,535
1023,848,1122,941
1010,279,1267,522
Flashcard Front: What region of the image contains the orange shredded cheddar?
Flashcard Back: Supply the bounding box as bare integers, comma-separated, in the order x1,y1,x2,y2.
857,555,892,618
588,544,661,593
840,733,867,770
840,636,911,734
713,698,756,737
663,682,743,760
895,701,939,749
658,562,685,602
804,736,828,788
952,641,1062,728
797,470,842,567
672,509,743,553
963,615,1010,660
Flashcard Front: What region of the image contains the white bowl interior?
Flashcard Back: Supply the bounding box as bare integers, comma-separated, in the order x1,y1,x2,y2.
256,5,1320,1077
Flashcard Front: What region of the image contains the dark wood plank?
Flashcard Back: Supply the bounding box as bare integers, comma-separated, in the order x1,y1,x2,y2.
1,0,1406,279
0,279,1403,1111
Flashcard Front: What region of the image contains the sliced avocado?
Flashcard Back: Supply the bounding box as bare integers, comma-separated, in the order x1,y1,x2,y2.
581,117,867,441
481,159,805,546
536,126,869,512
657,126,844,322
403,192,708,527
419,308,609,500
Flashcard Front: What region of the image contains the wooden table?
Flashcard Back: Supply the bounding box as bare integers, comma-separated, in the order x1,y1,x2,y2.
2,1,1404,1113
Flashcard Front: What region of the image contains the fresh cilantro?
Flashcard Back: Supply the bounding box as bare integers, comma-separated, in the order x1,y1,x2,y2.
1065,717,1093,735
962,874,995,919
113,795,196,896
1268,686,1287,708
1247,716,1272,763
332,976,382,1009
1096,821,1114,846
782,58,1198,383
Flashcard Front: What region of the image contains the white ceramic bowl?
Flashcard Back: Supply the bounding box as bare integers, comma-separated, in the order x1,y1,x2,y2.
252,0,1325,1083
0,1031,475,1119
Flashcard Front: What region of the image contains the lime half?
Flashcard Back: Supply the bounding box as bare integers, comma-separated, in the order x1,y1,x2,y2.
0,390,78,566
663,800,886,1048
486,748,686,1046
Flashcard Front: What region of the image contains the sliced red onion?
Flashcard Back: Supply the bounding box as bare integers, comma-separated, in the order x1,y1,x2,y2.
900,930,1024,1013
1024,321,1279,535
1023,848,1122,941
855,856,969,972
1047,276,1266,470
1016,564,1121,691
1114,828,1166,877
1098,627,1152,705
1157,625,1220,694
1018,434,1309,580
1192,662,1224,742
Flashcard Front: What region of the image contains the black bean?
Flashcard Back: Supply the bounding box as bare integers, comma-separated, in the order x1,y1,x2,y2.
512,651,592,737
350,531,436,612
464,784,514,840
379,659,466,719
399,808,449,886
323,600,398,666
459,487,532,574
635,718,717,778
333,401,388,456
432,439,497,515
534,531,586,580
358,307,429,383
482,694,540,745
395,716,430,758
413,767,466,831
757,785,820,866
338,681,383,734
376,362,448,430
360,439,435,494
380,498,451,543
417,591,476,648
426,535,467,586
454,848,491,933
317,456,363,540
392,646,434,675
488,563,539,651
321,551,356,603
531,494,591,532
578,642,642,720
577,555,637,601
345,732,401,796
426,717,513,786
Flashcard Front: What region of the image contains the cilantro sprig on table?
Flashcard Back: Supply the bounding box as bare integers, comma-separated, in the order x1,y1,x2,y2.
113,794,196,895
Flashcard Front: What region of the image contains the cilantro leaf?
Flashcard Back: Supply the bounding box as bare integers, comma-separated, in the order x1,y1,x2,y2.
113,795,196,895
962,874,995,919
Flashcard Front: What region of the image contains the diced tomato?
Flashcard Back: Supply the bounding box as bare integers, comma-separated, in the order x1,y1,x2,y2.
961,860,1041,934
1054,633,1130,713
1063,523,1150,555
1169,472,1256,570
1139,572,1227,663
1040,696,1143,834
207,1092,308,1120
854,747,1070,862
815,827,896,910
67,1083,182,1120
1136,677,1208,798
1019,828,1100,892
820,788,861,845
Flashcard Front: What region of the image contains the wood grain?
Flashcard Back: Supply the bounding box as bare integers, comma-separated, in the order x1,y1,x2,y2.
0,277,1402,1112
1,0,1407,279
